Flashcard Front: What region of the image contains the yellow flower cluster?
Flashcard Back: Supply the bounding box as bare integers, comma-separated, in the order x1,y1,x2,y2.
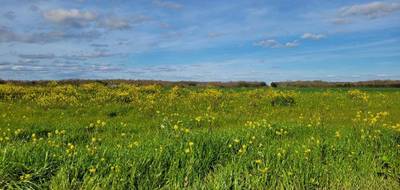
87,120,107,130
66,143,76,157
0,128,23,143
347,89,369,102
353,111,389,126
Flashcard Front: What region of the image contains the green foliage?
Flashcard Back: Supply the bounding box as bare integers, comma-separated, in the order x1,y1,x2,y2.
269,91,296,106
0,83,399,189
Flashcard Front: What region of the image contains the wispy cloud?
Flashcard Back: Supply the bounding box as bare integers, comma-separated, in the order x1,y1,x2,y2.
254,39,281,48
255,32,325,49
153,0,183,10
207,32,226,39
332,18,352,25
90,43,109,48
16,50,118,62
0,26,101,44
18,53,55,59
337,1,400,21
42,8,151,31
285,40,300,48
59,51,117,60
43,9,97,27
0,26,18,43
301,33,325,40
1,0,399,81
255,39,299,48
97,17,131,30
3,11,16,20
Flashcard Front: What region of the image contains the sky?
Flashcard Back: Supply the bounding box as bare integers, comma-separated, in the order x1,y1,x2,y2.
0,0,400,82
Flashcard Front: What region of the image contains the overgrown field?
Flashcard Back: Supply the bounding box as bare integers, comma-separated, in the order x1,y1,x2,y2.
0,83,399,189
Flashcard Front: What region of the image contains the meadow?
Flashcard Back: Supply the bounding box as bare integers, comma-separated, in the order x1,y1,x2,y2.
0,82,399,189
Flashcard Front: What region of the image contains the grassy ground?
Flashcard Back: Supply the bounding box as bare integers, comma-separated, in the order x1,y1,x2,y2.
0,83,399,189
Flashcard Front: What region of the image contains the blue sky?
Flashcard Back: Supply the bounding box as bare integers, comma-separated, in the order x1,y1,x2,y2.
1,0,400,82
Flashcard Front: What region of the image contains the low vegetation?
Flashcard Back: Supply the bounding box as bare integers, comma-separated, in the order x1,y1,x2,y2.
0,82,399,189
271,80,400,88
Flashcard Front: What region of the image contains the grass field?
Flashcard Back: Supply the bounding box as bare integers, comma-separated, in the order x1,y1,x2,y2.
0,82,399,189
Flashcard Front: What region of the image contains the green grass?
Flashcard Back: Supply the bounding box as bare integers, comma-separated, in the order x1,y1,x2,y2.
0,84,399,189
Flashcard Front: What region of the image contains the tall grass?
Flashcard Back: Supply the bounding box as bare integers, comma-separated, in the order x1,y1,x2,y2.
0,83,399,189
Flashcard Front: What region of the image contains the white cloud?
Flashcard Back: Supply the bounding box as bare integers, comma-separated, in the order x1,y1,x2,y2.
301,33,325,40
285,40,299,48
255,39,280,48
255,39,299,48
339,1,400,19
43,9,150,30
43,9,97,27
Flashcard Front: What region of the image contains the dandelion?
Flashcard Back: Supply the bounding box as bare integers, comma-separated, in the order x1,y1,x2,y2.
67,143,75,149
173,125,179,130
31,133,37,142
335,131,341,138
259,167,269,174
255,159,263,164
66,143,76,156
19,173,32,181
14,129,22,135
195,116,202,122
89,166,96,174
